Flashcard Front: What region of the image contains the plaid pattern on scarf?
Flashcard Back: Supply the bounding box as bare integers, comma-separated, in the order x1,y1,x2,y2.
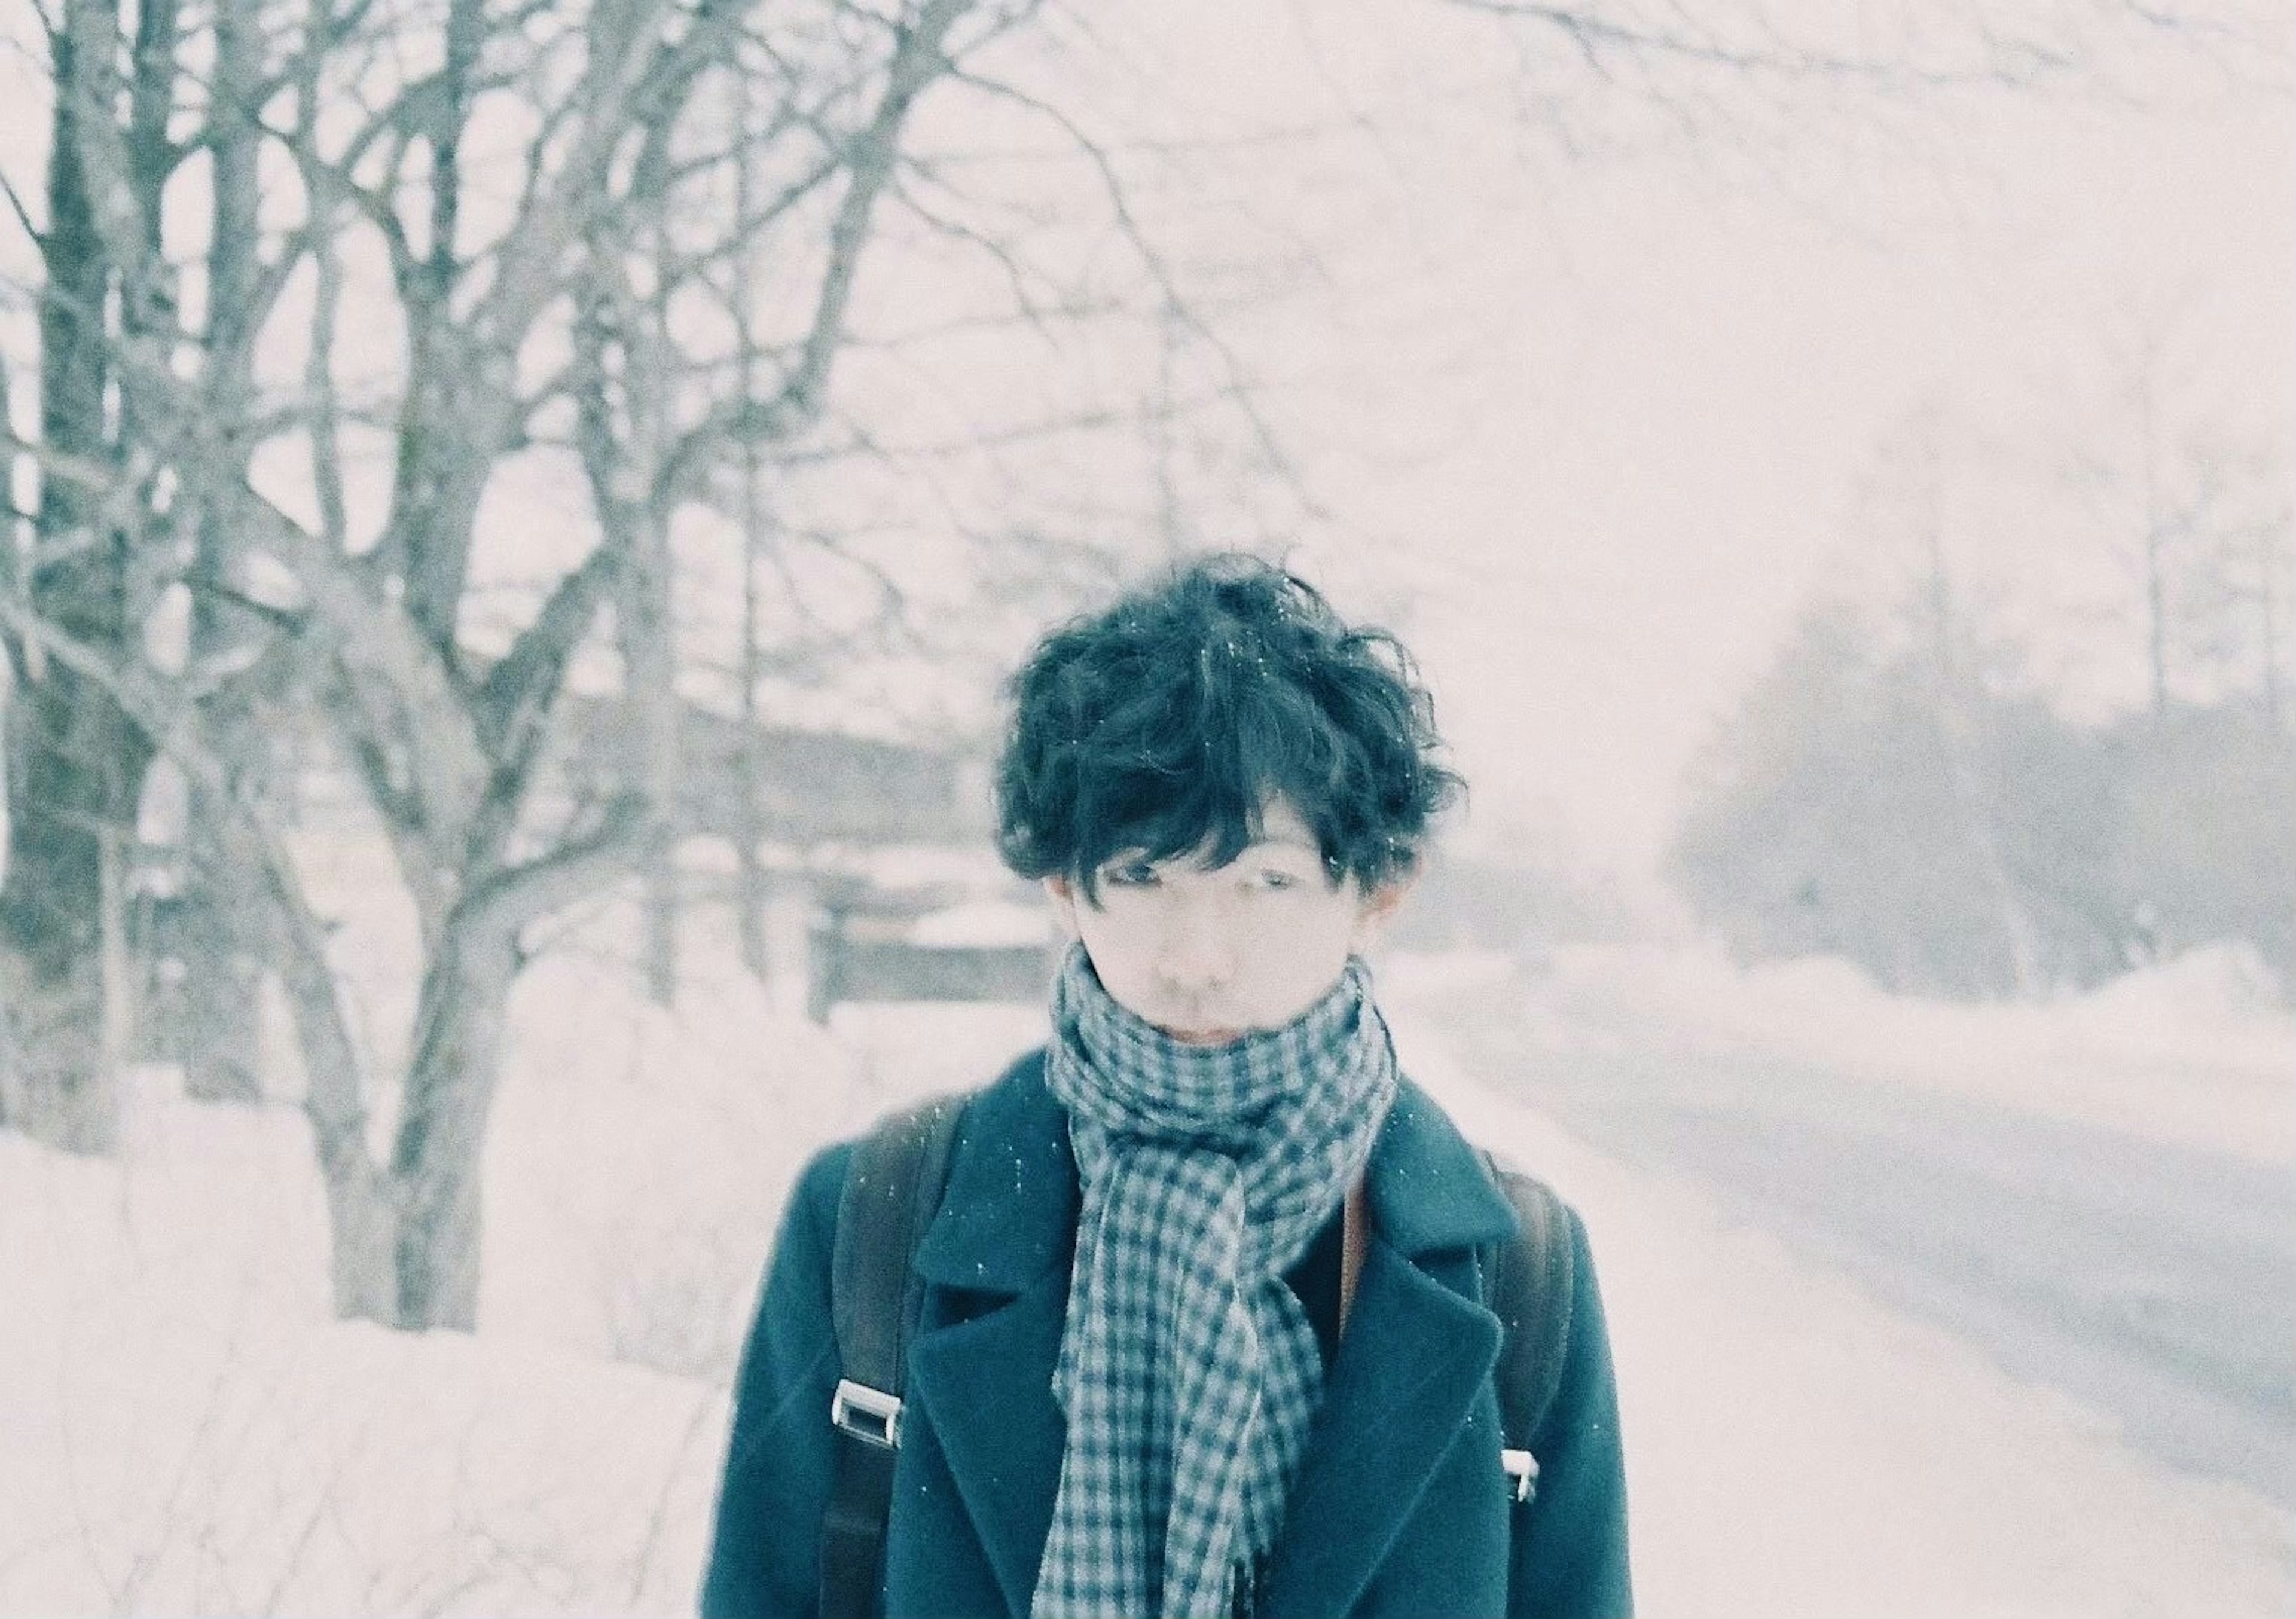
1032,943,1399,1618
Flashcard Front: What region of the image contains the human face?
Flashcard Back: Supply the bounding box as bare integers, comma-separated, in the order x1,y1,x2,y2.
1043,799,1410,1044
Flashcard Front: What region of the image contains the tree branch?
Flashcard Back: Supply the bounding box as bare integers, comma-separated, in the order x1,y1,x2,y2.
460,791,650,940
945,62,1328,526
0,169,42,252
653,0,976,506
474,539,623,784
1,413,492,867
0,587,378,1178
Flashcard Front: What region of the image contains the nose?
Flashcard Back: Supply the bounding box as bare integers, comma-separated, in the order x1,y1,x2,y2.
1154,896,1235,995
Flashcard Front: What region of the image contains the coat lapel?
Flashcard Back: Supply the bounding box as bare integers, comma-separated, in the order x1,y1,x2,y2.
1255,1078,1521,1617
905,1055,1075,1617
900,1063,1519,1619
907,1274,1071,1615
1253,1235,1500,1614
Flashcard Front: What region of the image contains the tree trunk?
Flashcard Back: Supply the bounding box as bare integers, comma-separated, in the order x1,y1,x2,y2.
643,824,678,1006
321,1146,401,1324
390,921,520,1331
2257,518,2287,735
290,989,400,1322
173,0,265,1105
734,540,768,980
1917,441,2042,998
0,967,25,1130
0,949,110,1150
0,3,151,1152
633,365,679,1006
175,810,264,1103
732,75,768,982
619,369,679,1006
240,798,403,1322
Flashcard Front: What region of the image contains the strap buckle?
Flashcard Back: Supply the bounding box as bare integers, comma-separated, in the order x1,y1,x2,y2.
1501,1447,1538,1504
831,1379,903,1450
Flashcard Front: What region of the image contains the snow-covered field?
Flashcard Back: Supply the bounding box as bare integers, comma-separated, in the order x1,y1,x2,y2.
1458,940,2295,1166
1398,1022,2295,1618
3,884,2291,1615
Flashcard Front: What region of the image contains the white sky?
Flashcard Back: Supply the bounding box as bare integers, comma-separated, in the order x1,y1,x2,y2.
0,1,2286,885
1057,2,2295,876
1398,90,2288,874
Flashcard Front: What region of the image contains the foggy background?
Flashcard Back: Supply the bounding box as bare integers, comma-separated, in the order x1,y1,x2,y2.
0,0,2289,1612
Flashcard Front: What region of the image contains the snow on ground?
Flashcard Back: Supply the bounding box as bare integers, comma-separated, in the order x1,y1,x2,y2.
0,1111,721,1615
4,911,2291,1615
1391,1010,2295,1619
483,928,1044,1373
0,905,1046,1618
1469,941,2296,1166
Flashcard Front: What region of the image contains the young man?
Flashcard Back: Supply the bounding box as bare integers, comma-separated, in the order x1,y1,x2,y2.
702,554,1631,1618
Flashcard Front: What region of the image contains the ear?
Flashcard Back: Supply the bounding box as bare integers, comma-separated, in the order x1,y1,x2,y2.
1043,874,1083,940
1349,873,1416,953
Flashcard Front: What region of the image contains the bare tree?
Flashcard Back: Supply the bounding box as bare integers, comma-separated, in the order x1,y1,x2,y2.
7,0,2277,1324
2237,500,2293,732
0,0,175,1152
159,0,276,1106
1831,403,2050,996
1894,409,2044,996
5,0,1036,1329
2176,448,2293,732
2063,305,2287,722
1458,1,2285,154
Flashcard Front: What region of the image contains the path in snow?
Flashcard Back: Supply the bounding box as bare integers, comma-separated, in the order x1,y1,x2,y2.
1460,1021,2296,1510
1381,964,2296,1618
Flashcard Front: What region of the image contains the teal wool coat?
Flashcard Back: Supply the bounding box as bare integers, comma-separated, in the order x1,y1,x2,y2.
701,1053,1632,1618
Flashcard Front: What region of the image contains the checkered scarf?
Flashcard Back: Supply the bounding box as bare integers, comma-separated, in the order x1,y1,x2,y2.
1032,943,1398,1618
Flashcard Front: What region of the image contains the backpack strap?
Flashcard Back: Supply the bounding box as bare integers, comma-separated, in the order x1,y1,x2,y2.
1479,1149,1577,1507
821,1093,966,1618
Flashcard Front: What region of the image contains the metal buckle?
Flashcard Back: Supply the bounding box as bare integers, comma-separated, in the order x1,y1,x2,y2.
1501,1447,1538,1504
831,1379,903,1450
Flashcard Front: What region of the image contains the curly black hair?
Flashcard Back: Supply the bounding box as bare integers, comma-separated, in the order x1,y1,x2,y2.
995,552,1463,903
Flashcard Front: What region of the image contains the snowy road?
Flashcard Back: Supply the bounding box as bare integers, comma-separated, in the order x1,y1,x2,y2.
1458,1018,2296,1510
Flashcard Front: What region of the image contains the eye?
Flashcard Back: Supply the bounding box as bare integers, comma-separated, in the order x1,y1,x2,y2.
1251,869,1302,893
1103,861,1161,889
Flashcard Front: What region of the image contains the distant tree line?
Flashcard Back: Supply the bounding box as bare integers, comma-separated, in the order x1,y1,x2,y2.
1668,598,2293,1002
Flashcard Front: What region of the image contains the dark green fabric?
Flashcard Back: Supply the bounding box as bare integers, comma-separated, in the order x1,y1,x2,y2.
1287,1204,1347,1370
701,1050,1632,1619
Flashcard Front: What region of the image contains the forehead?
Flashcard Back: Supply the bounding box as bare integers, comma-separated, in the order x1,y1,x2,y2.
1250,798,1320,848
1108,796,1323,866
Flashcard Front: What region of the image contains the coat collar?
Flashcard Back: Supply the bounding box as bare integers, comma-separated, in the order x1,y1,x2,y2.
1360,1071,1522,1254
911,1049,1076,1293
912,1048,1521,1294
905,1046,1523,1617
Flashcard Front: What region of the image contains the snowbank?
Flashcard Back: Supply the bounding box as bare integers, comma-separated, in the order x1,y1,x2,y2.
483,927,1043,1377
1391,1010,2296,1619
0,903,1048,1618
0,1123,723,1617
908,898,1055,948
1509,942,2294,1165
